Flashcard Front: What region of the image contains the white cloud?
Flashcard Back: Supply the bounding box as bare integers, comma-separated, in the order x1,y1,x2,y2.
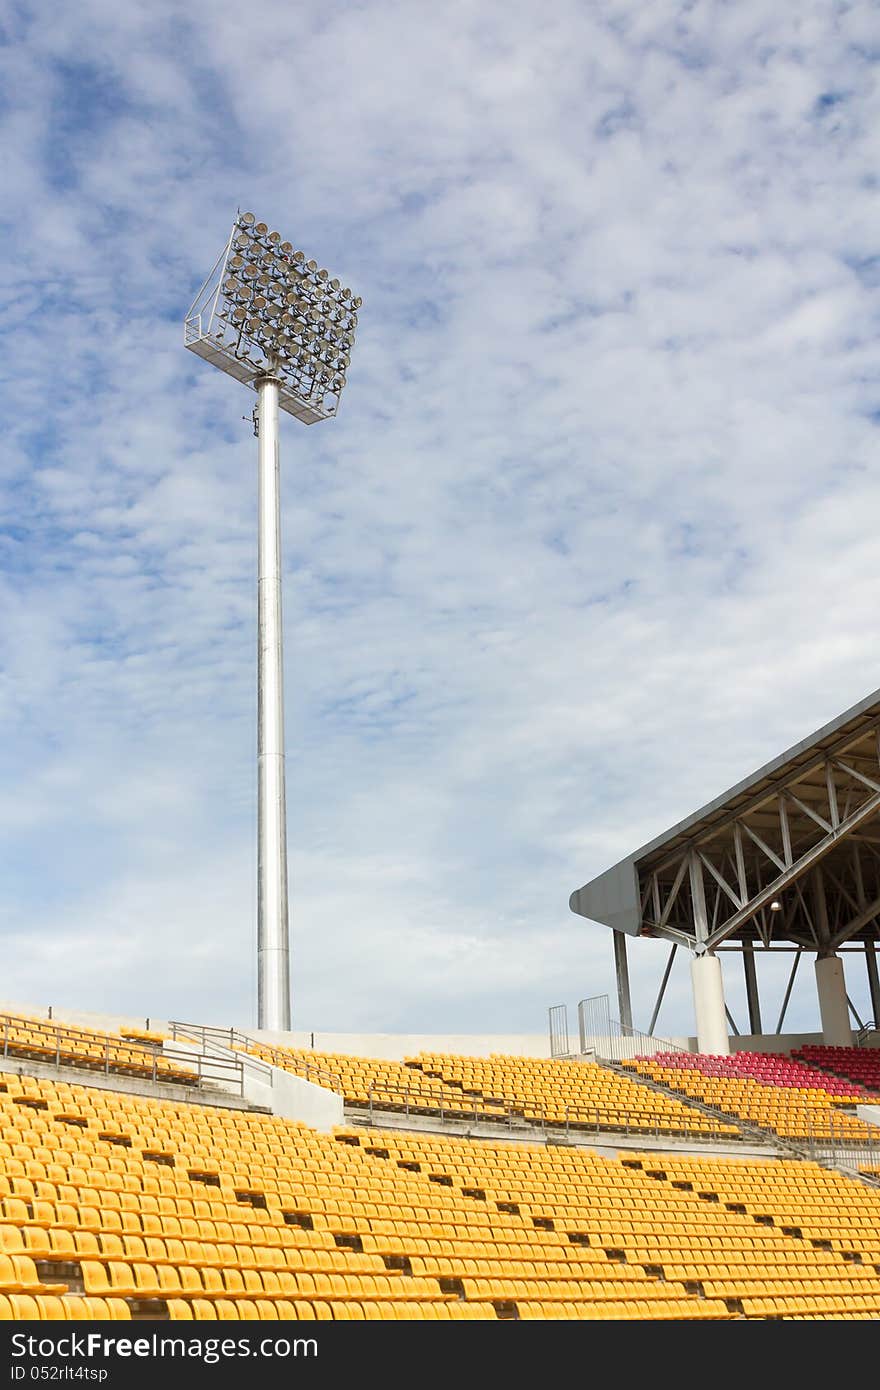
0,1,879,1041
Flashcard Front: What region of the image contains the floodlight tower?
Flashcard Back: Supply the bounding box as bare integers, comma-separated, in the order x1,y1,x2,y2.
184,212,361,1030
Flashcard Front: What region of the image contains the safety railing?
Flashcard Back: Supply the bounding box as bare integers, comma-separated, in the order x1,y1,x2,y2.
588,1020,689,1065
0,1013,248,1096
802,1108,880,1177
560,1104,738,1141
548,1004,570,1059
552,995,689,1064
0,1011,165,1055
168,1020,341,1095
857,1022,878,1047
183,312,203,345
360,1083,743,1143
364,1083,545,1131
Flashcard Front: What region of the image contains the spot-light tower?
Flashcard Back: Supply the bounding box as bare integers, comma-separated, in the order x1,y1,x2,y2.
184,212,361,1030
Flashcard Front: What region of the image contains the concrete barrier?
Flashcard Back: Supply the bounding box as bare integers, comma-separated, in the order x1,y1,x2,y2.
164,1039,343,1131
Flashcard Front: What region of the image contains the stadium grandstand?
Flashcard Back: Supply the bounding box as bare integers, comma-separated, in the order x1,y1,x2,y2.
0,701,879,1321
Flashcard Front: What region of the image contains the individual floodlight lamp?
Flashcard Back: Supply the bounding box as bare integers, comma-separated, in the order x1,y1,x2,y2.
184,212,361,1032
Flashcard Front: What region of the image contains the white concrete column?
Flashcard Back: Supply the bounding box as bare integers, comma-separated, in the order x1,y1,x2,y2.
690,953,730,1055
815,954,852,1047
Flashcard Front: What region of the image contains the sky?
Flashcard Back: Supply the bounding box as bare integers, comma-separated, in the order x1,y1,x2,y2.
1,0,880,1040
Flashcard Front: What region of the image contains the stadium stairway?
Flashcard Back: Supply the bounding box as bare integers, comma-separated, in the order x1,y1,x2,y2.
594,1057,800,1156
616,1052,880,1185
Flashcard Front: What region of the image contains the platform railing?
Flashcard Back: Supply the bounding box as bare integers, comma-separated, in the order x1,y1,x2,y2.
583,1018,689,1065
551,994,689,1064
168,1020,341,1095
0,1013,248,1096
803,1108,880,1177
364,1082,543,1131
359,1082,742,1143
560,1104,735,1141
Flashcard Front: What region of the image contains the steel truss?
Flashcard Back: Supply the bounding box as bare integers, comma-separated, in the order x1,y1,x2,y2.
638,715,880,956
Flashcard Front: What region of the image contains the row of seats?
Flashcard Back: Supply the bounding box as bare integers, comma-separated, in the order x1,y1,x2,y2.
243,1043,470,1112
240,1042,740,1137
0,1064,877,1318
0,1295,496,1320
0,1013,192,1086
794,1045,880,1094
410,1053,739,1134
726,1050,868,1099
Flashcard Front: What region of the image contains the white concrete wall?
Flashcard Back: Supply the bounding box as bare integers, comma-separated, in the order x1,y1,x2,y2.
856,1105,880,1129
252,1030,552,1060
726,1031,840,1053
574,1030,833,1058
244,1067,343,1132
0,1001,847,1062
163,1040,343,1132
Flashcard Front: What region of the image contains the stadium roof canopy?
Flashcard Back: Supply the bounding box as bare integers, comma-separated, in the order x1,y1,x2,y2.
570,687,880,955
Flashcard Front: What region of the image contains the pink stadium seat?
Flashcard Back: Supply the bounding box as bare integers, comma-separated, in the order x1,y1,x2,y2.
638,1050,870,1098
794,1045,880,1095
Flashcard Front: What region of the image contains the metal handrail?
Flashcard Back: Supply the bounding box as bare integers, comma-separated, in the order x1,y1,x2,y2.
168,1020,341,1095
857,1022,878,1047
592,1019,689,1063
561,1104,736,1141
365,1082,546,1131
359,1082,745,1143
167,1022,273,1085
0,1011,165,1055
803,1108,880,1175
0,1016,248,1097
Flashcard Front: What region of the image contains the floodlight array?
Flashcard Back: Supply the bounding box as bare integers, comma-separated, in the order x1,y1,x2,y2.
213,212,361,415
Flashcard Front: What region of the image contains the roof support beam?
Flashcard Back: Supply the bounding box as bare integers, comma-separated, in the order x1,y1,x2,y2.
778,796,792,868
786,789,832,836
658,856,689,931
774,948,802,1034
698,851,743,911
826,762,839,828
705,787,880,949
829,892,880,951
743,943,762,1034
866,942,880,1024
688,851,709,946
648,944,676,1036
847,993,866,1031
740,820,786,874
814,870,831,952
733,823,748,902
833,758,880,796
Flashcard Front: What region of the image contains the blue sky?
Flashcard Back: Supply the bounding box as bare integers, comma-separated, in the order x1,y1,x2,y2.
1,0,880,1039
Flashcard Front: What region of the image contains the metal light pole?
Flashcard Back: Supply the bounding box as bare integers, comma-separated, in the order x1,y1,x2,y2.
256,372,290,1030
184,212,361,1030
